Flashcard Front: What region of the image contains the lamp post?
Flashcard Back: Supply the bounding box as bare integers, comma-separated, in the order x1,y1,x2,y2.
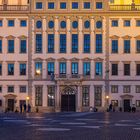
26,96,30,105
106,95,110,111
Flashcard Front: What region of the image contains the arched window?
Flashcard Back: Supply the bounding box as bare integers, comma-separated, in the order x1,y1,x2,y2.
96,21,102,29
72,21,78,29
48,21,54,29
84,20,90,28
36,20,42,29
60,21,66,28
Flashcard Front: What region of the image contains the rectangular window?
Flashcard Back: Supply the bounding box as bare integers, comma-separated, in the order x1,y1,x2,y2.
48,2,54,9
0,20,2,27
60,2,66,9
124,20,130,27
72,2,78,9
96,2,103,9
0,40,2,53
136,100,140,107
96,34,102,53
36,2,43,9
136,20,140,27
72,34,78,53
94,86,102,107
48,86,55,106
59,62,66,75
136,86,140,93
112,20,118,27
124,40,130,53
36,34,42,53
111,100,118,107
8,20,14,27
82,86,89,106
83,62,90,76
8,40,14,53
20,20,27,27
60,34,66,53
124,64,130,76
8,63,14,75
47,62,54,75
123,85,131,93
8,86,14,93
84,34,90,53
136,40,140,53
0,100,2,106
136,64,140,75
35,86,42,106
112,64,118,76
71,62,78,75
20,86,26,93
112,40,118,53
95,62,102,76
20,63,26,75
111,85,118,93
20,40,26,53
35,62,42,76
0,64,2,75
48,34,54,53
84,2,90,9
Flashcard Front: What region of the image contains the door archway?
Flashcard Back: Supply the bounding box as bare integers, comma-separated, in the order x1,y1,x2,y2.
61,86,76,112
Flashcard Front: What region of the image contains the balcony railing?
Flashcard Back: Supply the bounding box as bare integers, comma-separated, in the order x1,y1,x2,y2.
0,5,29,11
109,5,140,11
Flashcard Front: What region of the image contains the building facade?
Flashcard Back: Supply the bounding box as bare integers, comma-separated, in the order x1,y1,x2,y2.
0,0,140,112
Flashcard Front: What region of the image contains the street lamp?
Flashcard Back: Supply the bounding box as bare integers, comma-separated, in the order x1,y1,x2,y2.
36,69,41,75
26,96,30,104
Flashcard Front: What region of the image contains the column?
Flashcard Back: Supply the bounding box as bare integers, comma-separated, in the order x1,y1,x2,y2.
79,60,82,75
54,16,59,53
55,85,60,112
90,85,94,107
77,85,82,112
42,16,47,54
78,16,83,54
66,16,71,54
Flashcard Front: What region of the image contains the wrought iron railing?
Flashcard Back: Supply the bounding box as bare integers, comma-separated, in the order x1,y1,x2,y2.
0,5,29,11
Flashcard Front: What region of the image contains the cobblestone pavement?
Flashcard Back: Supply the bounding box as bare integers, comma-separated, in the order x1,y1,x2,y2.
0,112,140,140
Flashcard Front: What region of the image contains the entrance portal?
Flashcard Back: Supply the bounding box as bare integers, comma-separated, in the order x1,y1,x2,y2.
61,87,76,112
124,99,130,112
8,99,14,111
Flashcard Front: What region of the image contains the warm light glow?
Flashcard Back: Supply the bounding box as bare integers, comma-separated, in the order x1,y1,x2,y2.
36,69,41,75
106,96,109,99
26,96,30,100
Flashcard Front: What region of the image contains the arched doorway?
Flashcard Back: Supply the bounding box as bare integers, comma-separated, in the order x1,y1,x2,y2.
61,86,76,112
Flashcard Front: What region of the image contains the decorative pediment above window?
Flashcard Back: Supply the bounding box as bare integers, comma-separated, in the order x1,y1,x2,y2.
33,58,43,61
93,57,104,61
110,35,120,40
122,35,132,39
134,35,140,40
120,94,133,99
58,57,67,61
69,57,79,61
18,35,27,39
6,35,16,39
82,57,91,61
46,57,55,61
